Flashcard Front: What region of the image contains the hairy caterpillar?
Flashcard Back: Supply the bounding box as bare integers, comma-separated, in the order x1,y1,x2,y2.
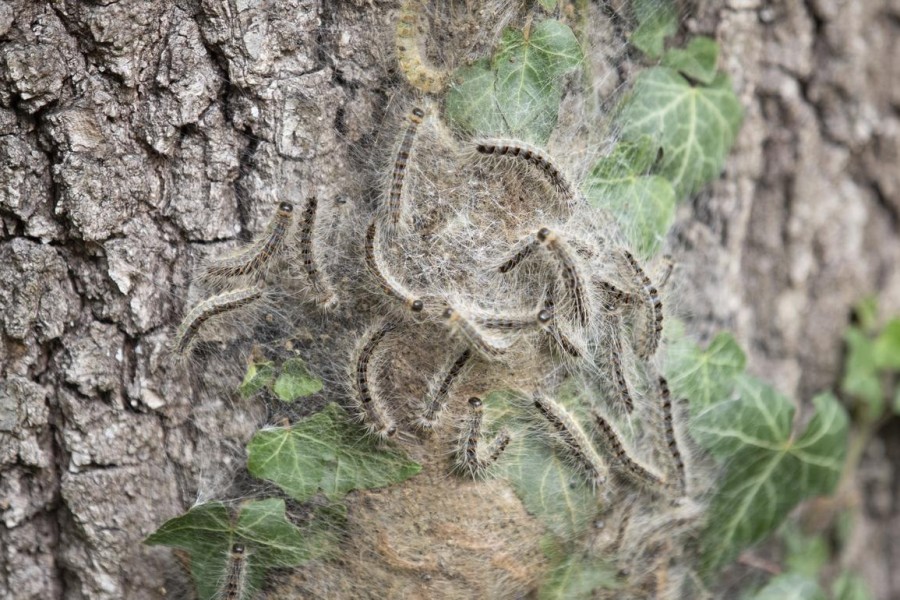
352,323,398,438
533,393,608,488
441,306,510,360
385,107,426,227
607,318,635,414
497,232,539,273
365,219,425,313
658,376,686,492
592,411,667,492
474,139,579,206
475,308,552,331
175,287,263,354
297,195,335,303
218,543,250,600
537,227,591,326
621,250,663,359
418,349,472,431
456,397,511,476
203,202,293,280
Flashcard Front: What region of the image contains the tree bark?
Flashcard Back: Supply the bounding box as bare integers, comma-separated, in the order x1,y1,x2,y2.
0,0,898,598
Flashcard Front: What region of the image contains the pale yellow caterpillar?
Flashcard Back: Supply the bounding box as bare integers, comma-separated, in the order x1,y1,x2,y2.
175,287,263,354
395,0,449,93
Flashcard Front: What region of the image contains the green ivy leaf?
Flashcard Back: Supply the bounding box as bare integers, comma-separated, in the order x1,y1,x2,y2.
666,332,746,412
247,403,421,502
699,388,848,573
750,574,826,600
841,326,883,419
873,319,900,370
538,552,619,599
585,139,675,258
145,499,338,600
630,0,678,58
272,358,323,403
661,36,719,84
833,572,874,600
445,59,505,136
538,0,558,11
445,20,582,144
781,521,829,577
619,67,743,198
239,359,275,398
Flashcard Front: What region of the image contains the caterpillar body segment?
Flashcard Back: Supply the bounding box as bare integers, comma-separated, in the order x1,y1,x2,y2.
175,287,263,354
592,411,668,492
297,196,335,304
395,1,449,93
203,201,293,280
352,323,399,439
497,233,539,273
417,349,472,431
607,318,635,414
594,278,637,312
473,138,581,207
218,543,250,600
622,250,664,359
456,397,511,477
541,292,584,359
475,308,552,331
533,393,608,488
441,306,510,361
537,228,592,327
365,219,426,313
385,107,426,228
658,376,686,493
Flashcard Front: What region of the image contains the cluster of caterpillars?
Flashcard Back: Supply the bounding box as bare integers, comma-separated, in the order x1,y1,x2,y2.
175,105,686,497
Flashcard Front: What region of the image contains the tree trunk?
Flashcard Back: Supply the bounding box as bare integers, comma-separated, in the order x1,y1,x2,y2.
0,0,897,598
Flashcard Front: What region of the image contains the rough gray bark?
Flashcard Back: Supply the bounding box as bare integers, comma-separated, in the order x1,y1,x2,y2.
0,0,897,598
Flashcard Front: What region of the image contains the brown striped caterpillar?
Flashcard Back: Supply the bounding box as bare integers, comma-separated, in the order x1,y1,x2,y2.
203,202,293,280
497,233,539,273
351,323,398,439
417,349,472,431
385,107,425,228
537,228,591,327
658,376,686,493
298,196,335,304
364,219,425,313
622,250,663,359
474,139,580,207
441,306,510,360
607,317,635,414
541,292,583,359
175,287,263,354
594,278,637,311
474,308,552,331
218,543,250,600
456,397,511,477
592,411,667,492
533,393,608,488
395,1,448,94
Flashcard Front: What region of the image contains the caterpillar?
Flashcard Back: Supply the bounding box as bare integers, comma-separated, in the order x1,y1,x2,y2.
395,0,448,93
533,393,608,488
457,397,511,476
218,543,250,600
594,278,637,311
418,349,472,431
441,306,509,360
203,201,293,280
592,411,667,492
607,318,635,414
474,138,579,206
364,219,425,313
658,376,686,493
622,250,663,359
385,107,426,227
497,233,539,273
475,308,552,331
175,287,263,354
537,228,591,326
298,195,334,303
352,323,398,439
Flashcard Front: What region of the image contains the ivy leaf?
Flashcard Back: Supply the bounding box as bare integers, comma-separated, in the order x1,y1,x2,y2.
833,572,874,600
272,358,323,403
841,326,884,420
494,20,582,142
538,0,558,11
239,359,275,398
781,521,829,577
247,403,421,502
666,332,746,412
699,388,849,573
618,67,743,198
145,499,338,600
873,319,900,370
585,139,675,258
749,574,826,600
445,59,505,136
662,36,719,84
538,552,619,599
445,20,582,144
630,0,678,58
